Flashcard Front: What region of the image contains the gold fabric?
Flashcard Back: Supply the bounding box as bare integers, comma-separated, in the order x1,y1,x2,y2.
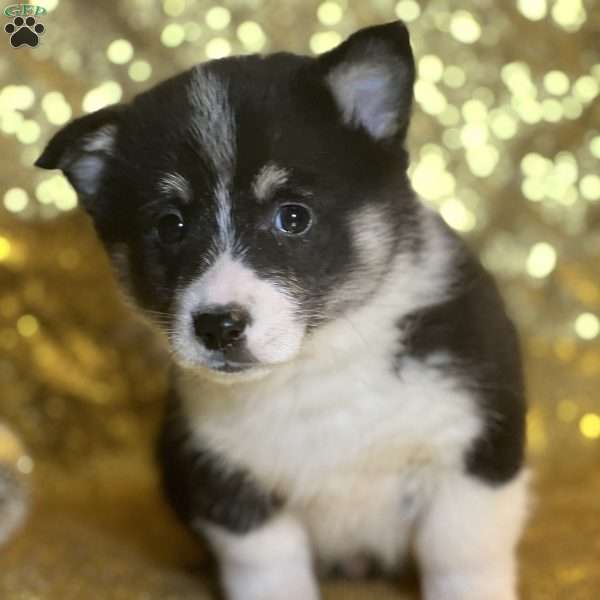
1,0,599,598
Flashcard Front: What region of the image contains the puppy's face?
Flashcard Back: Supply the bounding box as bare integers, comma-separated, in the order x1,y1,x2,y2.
37,22,418,380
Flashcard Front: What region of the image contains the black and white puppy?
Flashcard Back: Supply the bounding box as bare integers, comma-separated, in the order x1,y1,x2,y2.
36,21,528,600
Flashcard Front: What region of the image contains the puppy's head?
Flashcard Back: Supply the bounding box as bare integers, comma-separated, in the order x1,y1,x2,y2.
36,22,418,380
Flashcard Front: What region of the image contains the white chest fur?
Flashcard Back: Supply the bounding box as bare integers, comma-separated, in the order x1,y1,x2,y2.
178,346,482,568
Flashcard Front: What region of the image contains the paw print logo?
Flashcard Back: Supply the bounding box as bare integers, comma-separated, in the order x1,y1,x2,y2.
4,16,45,48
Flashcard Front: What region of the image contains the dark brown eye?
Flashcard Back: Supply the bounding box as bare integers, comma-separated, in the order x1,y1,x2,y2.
274,204,312,235
156,212,185,244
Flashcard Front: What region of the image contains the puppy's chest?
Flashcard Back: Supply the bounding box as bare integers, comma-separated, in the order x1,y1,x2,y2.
183,355,482,501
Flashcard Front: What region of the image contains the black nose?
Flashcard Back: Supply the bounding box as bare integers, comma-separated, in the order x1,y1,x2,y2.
193,307,250,351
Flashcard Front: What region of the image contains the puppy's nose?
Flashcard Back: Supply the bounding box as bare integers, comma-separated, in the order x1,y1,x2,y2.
193,307,249,351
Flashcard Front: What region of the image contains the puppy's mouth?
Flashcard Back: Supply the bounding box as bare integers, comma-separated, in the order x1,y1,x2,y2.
192,357,273,384
204,346,260,373
209,360,257,374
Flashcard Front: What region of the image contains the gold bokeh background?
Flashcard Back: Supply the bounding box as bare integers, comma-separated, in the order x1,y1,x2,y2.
0,0,599,598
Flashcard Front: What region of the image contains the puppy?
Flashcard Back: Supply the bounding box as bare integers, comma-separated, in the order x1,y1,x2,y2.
36,21,528,600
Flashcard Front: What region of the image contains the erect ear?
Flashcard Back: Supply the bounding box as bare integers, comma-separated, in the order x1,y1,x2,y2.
35,104,126,198
317,21,415,142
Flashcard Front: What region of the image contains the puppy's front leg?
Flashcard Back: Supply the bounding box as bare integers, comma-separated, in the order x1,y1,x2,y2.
158,397,319,600
203,514,319,600
415,471,529,600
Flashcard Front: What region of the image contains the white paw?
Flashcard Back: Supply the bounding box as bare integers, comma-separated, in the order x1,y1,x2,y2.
222,565,320,600
204,514,320,600
422,572,517,600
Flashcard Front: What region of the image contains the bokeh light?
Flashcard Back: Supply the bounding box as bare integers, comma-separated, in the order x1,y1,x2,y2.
517,0,547,21
579,413,600,439
128,60,153,82
107,39,134,65
449,11,481,44
205,6,231,30
3,189,29,213
16,315,39,338
82,82,123,113
237,21,266,52
161,23,186,47
574,313,600,340
317,1,343,26
526,242,557,279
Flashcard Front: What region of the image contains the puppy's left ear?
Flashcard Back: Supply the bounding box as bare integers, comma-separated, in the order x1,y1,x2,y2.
317,21,415,142
35,104,126,200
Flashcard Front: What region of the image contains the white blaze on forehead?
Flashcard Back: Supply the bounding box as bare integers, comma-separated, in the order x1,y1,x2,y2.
214,180,234,252
252,163,290,203
189,68,237,252
173,251,305,366
188,68,236,180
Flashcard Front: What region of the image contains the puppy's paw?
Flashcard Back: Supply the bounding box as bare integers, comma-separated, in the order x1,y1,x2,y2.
422,571,517,600
223,567,320,600
207,514,320,600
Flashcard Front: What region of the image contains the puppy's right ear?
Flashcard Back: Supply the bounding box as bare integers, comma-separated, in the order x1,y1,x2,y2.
35,104,126,200
317,21,415,143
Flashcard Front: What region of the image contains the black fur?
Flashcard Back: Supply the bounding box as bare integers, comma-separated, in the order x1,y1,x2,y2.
158,385,278,534
399,234,526,484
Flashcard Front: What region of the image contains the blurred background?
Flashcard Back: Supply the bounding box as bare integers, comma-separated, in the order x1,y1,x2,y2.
0,0,599,598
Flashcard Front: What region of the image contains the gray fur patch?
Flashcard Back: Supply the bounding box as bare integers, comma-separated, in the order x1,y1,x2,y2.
326,53,409,140
81,124,117,154
214,180,234,253
189,68,237,254
188,68,236,183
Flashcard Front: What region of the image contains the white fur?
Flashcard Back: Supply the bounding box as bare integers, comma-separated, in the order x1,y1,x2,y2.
416,471,529,600
175,209,528,596
68,155,107,195
252,163,289,203
213,180,235,254
172,250,305,371
178,342,482,572
157,172,191,202
81,124,117,154
187,68,241,258
63,125,118,196
188,68,236,183
202,514,319,600
325,204,396,313
188,70,238,256
350,205,395,270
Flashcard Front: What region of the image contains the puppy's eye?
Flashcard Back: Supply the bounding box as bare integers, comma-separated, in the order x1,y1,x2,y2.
274,204,312,235
156,212,185,244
